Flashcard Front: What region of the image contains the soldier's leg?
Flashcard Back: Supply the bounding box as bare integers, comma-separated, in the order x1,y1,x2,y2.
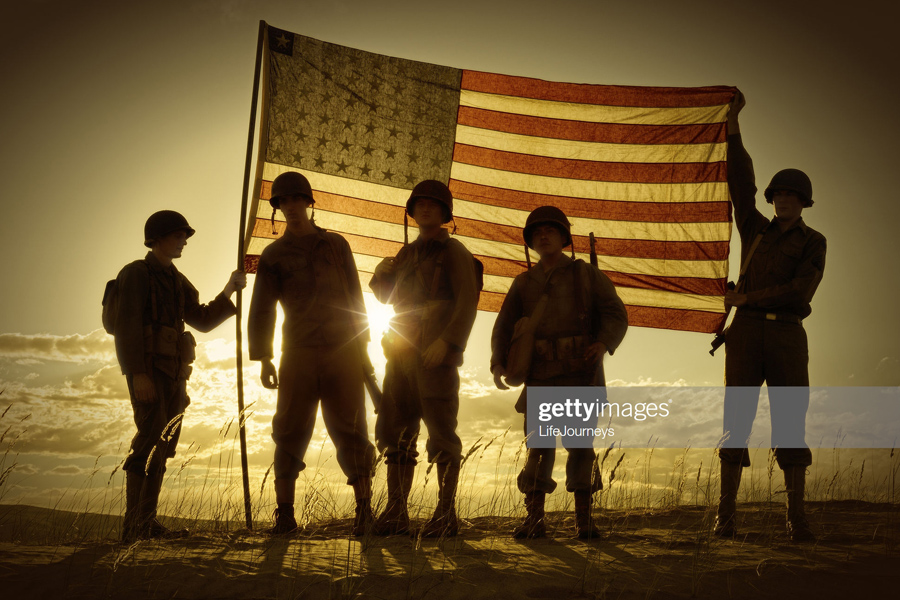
267,347,322,534
318,343,376,535
564,447,603,539
374,351,421,535
417,363,462,537
717,317,764,537
765,322,815,542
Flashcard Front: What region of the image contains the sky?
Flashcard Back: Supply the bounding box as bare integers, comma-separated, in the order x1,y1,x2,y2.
0,0,898,516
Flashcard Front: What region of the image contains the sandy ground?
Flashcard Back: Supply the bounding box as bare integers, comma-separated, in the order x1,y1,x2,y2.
0,501,897,599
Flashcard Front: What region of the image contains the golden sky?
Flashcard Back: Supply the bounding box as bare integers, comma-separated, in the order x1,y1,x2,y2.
0,0,898,513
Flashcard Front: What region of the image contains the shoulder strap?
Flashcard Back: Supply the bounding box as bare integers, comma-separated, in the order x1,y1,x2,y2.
735,233,764,292
573,259,589,335
142,260,159,327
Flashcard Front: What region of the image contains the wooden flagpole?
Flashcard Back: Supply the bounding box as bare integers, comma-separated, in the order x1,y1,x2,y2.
234,19,266,530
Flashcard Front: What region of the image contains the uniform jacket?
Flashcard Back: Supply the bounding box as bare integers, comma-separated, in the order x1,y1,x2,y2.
114,252,236,377
490,255,628,377
248,227,368,358
728,134,827,318
370,228,478,353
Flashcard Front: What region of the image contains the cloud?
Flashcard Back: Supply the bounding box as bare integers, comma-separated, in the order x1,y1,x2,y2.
0,329,115,363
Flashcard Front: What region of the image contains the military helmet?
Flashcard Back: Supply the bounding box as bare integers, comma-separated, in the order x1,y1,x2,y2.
523,206,572,249
270,171,314,209
406,180,453,223
144,210,195,248
764,168,813,207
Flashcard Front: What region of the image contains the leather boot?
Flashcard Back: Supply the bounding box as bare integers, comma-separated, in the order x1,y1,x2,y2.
121,471,145,543
784,466,816,543
422,462,460,538
351,477,375,537
374,463,415,536
140,469,189,539
513,492,546,539
265,478,299,535
574,490,601,539
714,460,742,538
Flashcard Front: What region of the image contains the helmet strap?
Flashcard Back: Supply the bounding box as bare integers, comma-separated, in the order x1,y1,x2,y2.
270,208,277,235
524,244,532,269
450,218,458,236
403,212,409,246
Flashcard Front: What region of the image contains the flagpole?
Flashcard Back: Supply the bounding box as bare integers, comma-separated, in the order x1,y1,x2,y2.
234,19,266,531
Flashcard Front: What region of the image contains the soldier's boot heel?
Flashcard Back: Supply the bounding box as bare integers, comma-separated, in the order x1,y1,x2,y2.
121,471,145,543
351,477,375,537
265,507,299,536
513,492,547,539
714,460,743,538
574,490,601,539
140,469,190,540
422,462,460,538
785,466,816,543
374,463,415,536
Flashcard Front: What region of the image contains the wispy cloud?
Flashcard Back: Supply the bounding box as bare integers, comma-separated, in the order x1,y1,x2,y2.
0,330,115,363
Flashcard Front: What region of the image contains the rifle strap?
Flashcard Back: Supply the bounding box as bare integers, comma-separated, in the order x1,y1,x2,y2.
735,233,764,293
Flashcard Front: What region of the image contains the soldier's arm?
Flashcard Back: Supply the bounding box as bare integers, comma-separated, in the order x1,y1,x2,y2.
339,235,370,343
588,265,629,355
182,276,238,333
490,276,523,372
248,253,280,361
438,241,478,351
744,233,827,312
726,92,769,244
114,263,150,376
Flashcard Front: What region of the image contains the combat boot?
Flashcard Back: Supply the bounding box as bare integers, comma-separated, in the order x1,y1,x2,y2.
374,463,415,535
351,477,375,537
265,478,299,535
714,460,742,538
121,471,145,543
513,492,547,539
140,469,189,540
784,466,816,543
422,462,460,538
265,507,299,535
574,490,601,539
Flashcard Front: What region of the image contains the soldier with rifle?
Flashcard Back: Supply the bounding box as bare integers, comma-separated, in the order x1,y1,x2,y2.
248,171,377,536
715,91,826,543
491,207,628,539
368,180,479,538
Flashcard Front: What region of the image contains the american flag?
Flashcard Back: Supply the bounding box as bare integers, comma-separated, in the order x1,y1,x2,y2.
243,25,735,333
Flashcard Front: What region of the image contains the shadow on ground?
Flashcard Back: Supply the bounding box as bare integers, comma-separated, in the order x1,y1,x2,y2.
0,502,897,599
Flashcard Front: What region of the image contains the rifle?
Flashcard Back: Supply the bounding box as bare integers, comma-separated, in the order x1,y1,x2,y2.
709,233,763,356
361,352,383,413
709,281,735,355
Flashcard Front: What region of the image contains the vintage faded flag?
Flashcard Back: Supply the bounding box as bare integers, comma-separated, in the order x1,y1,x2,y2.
243,25,735,333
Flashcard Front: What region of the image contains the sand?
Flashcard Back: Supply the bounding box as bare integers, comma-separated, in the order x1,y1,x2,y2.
0,501,897,599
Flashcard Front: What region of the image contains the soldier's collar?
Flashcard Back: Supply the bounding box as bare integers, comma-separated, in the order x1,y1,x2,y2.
529,253,574,281
765,217,809,235
413,228,450,246
144,251,178,274
282,225,329,244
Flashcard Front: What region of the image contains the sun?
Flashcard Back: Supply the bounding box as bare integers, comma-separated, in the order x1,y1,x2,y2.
363,292,395,339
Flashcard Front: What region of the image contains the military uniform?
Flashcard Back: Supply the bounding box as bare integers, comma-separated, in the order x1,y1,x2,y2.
721,133,827,469
370,228,478,466
115,251,236,476
491,254,628,495
248,228,375,484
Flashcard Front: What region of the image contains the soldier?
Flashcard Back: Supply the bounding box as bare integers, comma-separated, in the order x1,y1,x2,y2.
368,180,478,537
491,206,628,539
113,210,245,543
248,171,377,536
715,91,826,543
